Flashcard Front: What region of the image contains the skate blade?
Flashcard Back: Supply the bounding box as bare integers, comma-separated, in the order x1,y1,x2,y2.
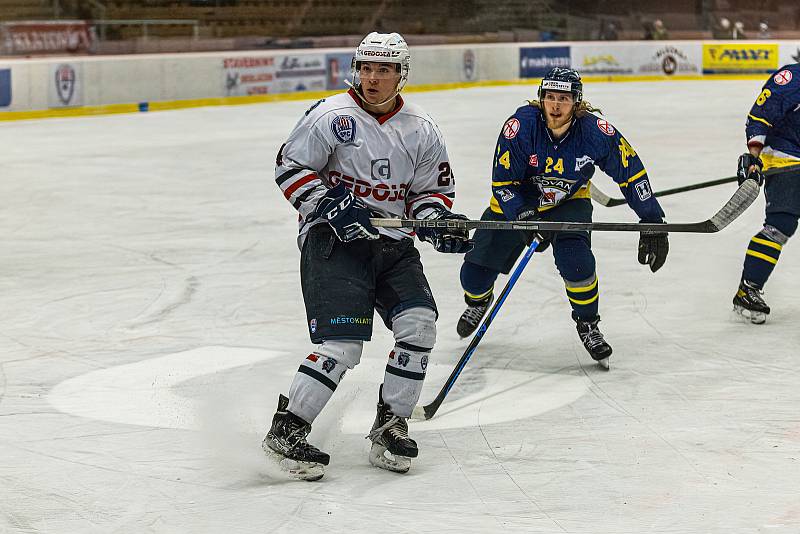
733,305,767,324
596,357,610,370
368,443,411,473
262,444,325,481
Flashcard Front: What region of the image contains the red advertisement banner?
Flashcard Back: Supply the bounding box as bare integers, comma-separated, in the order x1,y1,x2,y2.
1,21,95,55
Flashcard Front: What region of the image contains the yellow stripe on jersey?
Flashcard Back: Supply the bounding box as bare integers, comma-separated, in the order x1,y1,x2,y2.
747,113,773,127
746,250,778,264
618,169,647,188
751,236,783,251
490,185,591,213
760,153,800,171
489,195,503,214
491,181,515,187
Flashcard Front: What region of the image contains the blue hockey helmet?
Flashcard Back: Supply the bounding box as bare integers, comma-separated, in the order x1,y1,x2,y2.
538,67,583,105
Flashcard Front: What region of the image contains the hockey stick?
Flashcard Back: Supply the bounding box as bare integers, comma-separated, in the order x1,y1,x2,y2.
411,236,541,421
590,165,799,207
372,180,759,235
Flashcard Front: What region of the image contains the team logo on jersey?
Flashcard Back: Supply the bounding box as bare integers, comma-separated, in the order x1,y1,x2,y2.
371,158,391,181
309,318,317,333
575,155,595,173
529,154,539,167
420,355,428,371
774,69,793,86
496,188,515,202
331,115,357,143
635,180,652,201
503,118,520,139
596,119,615,136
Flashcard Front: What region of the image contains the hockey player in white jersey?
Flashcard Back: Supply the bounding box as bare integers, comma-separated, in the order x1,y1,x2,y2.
265,32,472,480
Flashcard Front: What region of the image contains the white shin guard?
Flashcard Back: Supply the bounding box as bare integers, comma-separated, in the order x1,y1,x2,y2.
382,307,437,417
287,339,363,423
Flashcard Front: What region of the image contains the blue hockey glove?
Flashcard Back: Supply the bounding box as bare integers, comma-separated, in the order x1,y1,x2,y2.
314,183,379,242
737,153,764,186
638,223,669,273
516,208,550,252
416,210,473,254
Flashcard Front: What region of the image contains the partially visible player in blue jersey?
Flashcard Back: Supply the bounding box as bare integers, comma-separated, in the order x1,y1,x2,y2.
732,62,800,324
456,67,668,367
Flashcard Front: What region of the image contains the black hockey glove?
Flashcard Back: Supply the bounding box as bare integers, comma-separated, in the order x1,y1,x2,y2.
416,211,473,254
516,208,550,252
638,228,669,273
314,183,379,242
737,153,764,186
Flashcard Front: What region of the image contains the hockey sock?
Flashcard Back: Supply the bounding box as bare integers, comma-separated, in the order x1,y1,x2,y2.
565,274,600,319
383,307,436,417
553,234,598,319
741,213,796,288
460,261,499,302
287,340,362,423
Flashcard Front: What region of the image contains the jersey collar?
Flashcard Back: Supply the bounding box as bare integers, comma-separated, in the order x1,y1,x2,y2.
348,88,404,124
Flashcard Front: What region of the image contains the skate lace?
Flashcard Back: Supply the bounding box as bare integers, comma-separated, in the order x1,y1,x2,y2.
283,419,314,448
462,304,488,326
367,415,409,442
580,327,606,349
744,285,766,304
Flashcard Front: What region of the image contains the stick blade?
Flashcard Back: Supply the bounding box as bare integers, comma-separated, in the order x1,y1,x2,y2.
411,404,431,421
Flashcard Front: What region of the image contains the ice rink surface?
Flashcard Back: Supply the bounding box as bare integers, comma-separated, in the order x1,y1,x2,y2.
2,79,799,533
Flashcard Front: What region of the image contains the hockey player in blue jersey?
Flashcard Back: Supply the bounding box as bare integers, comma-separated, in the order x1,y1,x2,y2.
456,67,669,367
732,62,800,324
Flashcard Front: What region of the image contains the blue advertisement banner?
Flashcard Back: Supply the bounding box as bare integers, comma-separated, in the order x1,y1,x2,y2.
326,52,354,90
0,69,11,107
520,47,571,78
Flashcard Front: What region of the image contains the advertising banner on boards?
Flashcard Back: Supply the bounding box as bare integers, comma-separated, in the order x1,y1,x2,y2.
325,52,353,90
702,43,779,74
520,46,570,78
631,44,701,76
49,63,84,108
571,44,634,76
223,56,276,96
272,54,326,93
0,68,10,107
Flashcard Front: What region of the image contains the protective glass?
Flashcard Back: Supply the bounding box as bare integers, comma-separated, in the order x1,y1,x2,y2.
358,62,400,80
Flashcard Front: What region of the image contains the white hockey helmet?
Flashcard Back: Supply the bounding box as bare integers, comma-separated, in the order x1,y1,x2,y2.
350,32,411,93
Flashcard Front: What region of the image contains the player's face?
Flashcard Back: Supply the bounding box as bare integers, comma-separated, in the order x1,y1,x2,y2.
541,91,576,130
358,62,401,105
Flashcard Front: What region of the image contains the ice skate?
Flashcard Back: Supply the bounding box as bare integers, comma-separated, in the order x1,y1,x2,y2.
367,385,417,473
262,394,330,481
456,293,493,338
575,315,612,370
733,280,770,324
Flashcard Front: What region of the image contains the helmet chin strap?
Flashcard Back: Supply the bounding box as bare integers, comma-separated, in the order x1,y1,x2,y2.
345,79,401,108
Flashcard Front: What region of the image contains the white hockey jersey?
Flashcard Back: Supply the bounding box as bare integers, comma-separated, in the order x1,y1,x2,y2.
275,90,456,246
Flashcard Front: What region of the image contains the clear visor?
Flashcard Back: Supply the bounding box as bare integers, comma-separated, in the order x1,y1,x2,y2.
541,91,575,104
357,62,401,80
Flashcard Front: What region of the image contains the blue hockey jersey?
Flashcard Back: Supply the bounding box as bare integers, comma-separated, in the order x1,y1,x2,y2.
745,63,800,169
489,104,665,223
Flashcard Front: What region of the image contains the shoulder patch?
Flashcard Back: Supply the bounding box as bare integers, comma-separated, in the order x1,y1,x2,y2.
596,118,615,136
773,69,793,86
502,118,521,139
331,115,357,143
